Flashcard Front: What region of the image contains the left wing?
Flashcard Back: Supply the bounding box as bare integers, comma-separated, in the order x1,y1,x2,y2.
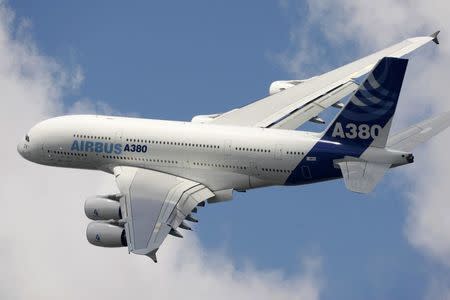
208,32,439,130
335,158,390,194
114,166,214,262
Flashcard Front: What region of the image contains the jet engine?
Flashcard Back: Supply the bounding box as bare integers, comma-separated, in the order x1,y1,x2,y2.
269,77,317,95
84,196,121,220
86,222,127,247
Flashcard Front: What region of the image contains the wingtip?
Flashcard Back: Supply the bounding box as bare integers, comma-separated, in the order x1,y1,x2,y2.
430,30,440,44
147,249,158,263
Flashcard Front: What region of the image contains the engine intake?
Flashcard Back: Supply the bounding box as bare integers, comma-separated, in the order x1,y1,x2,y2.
85,196,121,220
269,78,317,95
86,222,127,247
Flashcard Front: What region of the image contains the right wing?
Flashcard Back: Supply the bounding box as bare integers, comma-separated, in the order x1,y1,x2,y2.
387,111,450,151
336,111,450,193
208,32,439,130
114,166,214,262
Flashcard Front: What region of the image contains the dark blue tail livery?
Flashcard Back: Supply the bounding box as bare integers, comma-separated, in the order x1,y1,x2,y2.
323,57,408,148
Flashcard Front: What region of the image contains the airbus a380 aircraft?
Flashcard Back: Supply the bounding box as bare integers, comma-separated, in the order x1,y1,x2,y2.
18,32,449,262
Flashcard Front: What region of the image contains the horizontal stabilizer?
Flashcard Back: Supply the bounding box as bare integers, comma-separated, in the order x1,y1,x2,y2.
387,111,450,151
335,159,390,194
430,30,440,45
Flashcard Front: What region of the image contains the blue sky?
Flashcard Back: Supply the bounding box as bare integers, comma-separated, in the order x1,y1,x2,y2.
7,1,449,299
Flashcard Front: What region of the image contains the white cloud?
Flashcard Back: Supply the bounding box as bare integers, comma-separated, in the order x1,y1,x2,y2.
0,3,322,300
425,274,450,300
67,98,116,115
70,64,84,90
276,0,450,296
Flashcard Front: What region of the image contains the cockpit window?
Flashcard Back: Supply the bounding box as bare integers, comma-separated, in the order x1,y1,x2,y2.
25,134,30,142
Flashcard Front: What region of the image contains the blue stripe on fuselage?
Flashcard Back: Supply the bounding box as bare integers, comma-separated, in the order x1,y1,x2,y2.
285,58,408,186
285,140,367,185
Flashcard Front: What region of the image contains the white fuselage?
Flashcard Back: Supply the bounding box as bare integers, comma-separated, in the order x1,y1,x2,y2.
18,115,323,191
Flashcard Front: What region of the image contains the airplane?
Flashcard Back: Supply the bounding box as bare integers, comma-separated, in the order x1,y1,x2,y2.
18,31,448,262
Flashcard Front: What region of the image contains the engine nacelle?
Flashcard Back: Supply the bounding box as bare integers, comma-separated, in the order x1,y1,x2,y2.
86,222,127,247
84,196,121,221
191,114,221,124
269,80,303,95
269,78,317,95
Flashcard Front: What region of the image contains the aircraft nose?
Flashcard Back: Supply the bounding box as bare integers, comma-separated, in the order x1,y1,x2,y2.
17,141,25,157
17,140,30,159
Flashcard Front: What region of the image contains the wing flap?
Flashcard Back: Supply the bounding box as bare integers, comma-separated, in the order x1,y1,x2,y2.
114,166,214,260
267,81,359,129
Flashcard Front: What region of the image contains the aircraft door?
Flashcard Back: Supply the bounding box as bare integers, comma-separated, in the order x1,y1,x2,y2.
113,130,123,161
249,161,267,188
183,160,191,169
115,130,123,144
223,139,232,158
42,144,53,162
274,144,283,160
301,166,312,179
249,161,260,177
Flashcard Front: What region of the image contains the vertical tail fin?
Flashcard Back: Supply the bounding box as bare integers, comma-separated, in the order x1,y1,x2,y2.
323,57,408,149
